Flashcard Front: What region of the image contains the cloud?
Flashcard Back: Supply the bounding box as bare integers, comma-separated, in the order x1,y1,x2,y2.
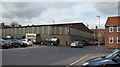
94,2,118,15
2,2,47,18
1,0,120,2
0,2,119,29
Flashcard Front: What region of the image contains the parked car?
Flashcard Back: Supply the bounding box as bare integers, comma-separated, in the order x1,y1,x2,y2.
7,39,21,48
89,41,94,45
22,39,33,46
93,41,98,45
82,40,89,46
15,39,27,47
100,41,105,45
82,50,120,67
40,38,60,46
70,41,83,48
0,38,10,49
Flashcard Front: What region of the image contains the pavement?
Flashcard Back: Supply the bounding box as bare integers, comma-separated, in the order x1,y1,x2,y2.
1,45,112,67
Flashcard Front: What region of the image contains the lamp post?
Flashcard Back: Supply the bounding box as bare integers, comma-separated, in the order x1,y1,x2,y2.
53,20,55,25
97,16,100,47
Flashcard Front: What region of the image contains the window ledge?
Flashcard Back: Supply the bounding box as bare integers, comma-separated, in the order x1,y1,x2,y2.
109,43,114,44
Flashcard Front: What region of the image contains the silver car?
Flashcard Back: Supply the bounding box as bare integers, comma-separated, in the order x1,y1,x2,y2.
22,39,33,46
70,41,83,48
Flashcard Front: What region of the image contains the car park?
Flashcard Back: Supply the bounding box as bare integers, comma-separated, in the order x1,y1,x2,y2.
82,50,120,67
22,39,33,46
40,38,60,46
70,41,83,48
0,38,11,49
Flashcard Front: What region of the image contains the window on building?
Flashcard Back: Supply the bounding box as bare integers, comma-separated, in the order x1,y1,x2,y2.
117,37,120,44
117,26,120,32
109,26,113,32
109,37,114,44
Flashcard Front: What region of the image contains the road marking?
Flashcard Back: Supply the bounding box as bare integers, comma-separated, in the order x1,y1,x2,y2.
66,55,89,67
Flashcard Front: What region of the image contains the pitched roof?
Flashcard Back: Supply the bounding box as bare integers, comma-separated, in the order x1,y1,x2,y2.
105,16,120,26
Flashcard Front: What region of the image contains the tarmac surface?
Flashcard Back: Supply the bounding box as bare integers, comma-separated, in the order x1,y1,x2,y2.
2,45,111,67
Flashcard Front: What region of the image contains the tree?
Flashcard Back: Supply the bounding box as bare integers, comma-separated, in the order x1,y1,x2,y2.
10,21,21,27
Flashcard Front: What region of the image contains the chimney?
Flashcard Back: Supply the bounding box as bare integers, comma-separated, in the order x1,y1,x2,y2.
19,25,21,27
96,26,98,29
1,23,4,28
12,25,15,27
32,24,34,26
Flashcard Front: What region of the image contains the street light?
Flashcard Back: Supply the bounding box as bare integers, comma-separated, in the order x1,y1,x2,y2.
53,20,55,25
97,16,100,47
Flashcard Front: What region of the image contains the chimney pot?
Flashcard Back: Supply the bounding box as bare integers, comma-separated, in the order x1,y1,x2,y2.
96,26,98,29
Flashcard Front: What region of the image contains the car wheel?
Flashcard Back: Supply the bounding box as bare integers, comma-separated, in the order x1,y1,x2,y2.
80,46,83,48
50,43,54,46
70,46,73,48
18,45,20,47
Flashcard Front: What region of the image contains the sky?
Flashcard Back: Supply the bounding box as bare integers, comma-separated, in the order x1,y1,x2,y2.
0,0,120,29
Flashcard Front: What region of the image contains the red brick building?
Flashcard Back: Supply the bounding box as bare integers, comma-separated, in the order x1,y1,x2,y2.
91,26,105,42
105,16,120,49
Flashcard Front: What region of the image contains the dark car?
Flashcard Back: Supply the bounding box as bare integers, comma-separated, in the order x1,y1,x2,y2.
82,40,89,46
82,50,120,67
40,38,60,46
0,39,10,49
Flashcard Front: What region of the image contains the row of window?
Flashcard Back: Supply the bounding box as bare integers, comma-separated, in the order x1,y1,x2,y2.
109,26,120,32
109,37,120,44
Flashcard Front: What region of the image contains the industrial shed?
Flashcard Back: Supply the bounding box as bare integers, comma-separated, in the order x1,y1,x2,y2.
1,22,94,46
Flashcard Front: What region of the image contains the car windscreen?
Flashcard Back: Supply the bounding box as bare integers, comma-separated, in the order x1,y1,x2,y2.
105,51,119,59
0,39,5,42
22,40,26,41
28,39,31,41
45,39,51,41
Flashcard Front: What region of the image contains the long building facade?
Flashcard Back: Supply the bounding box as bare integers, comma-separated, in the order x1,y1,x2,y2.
0,22,94,46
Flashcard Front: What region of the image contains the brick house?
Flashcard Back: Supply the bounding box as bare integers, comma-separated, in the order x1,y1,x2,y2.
105,16,120,49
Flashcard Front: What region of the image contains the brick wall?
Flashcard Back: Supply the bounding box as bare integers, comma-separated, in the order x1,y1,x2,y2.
105,26,120,49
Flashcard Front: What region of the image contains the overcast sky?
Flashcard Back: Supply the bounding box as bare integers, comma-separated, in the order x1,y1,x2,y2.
0,0,119,29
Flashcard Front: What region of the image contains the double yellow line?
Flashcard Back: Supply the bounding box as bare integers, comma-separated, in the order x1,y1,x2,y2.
66,55,89,67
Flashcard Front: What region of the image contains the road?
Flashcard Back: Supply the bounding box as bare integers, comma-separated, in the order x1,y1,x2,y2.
2,45,111,67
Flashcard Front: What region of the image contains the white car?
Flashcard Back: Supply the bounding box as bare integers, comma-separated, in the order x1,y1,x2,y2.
22,39,33,46
70,41,83,48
